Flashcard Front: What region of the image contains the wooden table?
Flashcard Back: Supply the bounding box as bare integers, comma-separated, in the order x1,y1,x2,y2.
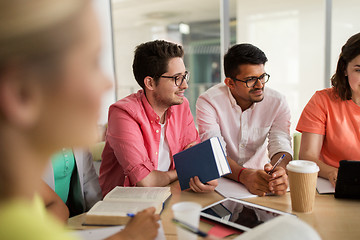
246,192,360,240
68,181,360,240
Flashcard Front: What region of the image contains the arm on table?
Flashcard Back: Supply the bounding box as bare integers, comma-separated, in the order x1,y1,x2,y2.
225,157,271,196
265,152,292,195
263,93,292,195
137,170,178,187
136,140,200,187
299,132,337,187
39,181,69,224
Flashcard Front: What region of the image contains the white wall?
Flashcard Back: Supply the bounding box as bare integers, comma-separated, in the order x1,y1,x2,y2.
332,0,360,72
112,22,182,99
236,0,325,134
110,0,228,100
112,25,151,99
92,0,116,125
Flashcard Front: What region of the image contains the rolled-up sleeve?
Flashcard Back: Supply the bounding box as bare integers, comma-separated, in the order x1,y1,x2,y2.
107,106,155,185
296,92,327,135
267,95,293,159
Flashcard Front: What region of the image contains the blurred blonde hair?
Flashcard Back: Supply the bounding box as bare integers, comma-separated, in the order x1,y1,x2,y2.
0,0,88,70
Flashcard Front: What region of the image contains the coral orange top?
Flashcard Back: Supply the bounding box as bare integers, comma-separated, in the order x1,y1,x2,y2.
296,88,360,168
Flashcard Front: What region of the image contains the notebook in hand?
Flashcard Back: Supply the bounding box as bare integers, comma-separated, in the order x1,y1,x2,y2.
335,160,360,199
84,186,171,226
173,136,231,191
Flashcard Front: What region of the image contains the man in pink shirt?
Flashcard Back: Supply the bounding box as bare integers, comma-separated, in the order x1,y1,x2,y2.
99,40,218,196
196,44,293,196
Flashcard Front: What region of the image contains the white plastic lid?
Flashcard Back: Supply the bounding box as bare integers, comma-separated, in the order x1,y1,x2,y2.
286,160,319,173
171,201,202,213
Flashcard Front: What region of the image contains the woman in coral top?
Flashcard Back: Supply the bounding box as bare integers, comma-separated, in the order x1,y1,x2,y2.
297,32,360,187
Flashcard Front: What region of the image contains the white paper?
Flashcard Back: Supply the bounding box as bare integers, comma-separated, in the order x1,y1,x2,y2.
215,177,257,199
72,221,166,240
316,177,335,194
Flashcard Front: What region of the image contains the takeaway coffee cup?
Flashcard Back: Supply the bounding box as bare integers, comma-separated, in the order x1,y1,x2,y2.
172,202,202,240
286,160,319,213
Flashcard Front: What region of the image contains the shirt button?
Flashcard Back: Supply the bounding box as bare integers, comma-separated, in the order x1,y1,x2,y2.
156,130,159,133
155,152,158,155
240,144,245,148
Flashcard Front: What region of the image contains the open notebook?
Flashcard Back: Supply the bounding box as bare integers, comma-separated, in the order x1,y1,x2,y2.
316,177,335,194
215,177,257,199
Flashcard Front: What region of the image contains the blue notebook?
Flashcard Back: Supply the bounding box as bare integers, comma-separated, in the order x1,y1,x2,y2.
173,137,231,190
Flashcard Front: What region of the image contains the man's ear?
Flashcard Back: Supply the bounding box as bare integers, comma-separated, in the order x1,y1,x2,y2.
143,76,156,91
0,65,42,129
224,77,236,89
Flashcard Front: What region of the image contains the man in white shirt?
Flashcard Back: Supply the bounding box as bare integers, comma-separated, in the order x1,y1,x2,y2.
196,43,292,196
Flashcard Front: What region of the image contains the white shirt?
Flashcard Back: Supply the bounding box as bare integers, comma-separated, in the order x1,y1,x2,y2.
196,83,292,169
157,121,171,171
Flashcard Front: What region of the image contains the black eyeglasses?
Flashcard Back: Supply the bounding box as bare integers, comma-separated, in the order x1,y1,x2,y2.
232,73,270,88
160,71,190,86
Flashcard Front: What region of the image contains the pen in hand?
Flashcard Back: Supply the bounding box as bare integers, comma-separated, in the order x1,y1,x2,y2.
268,154,285,175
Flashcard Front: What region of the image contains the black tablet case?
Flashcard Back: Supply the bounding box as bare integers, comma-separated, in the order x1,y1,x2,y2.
335,160,360,199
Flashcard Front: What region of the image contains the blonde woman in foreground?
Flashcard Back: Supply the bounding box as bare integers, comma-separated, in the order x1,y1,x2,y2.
0,0,159,239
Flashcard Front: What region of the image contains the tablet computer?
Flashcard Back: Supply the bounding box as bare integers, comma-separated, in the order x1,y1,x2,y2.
200,198,294,232
335,160,360,199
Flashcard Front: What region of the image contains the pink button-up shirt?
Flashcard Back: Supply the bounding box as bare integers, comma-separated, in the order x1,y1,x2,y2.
99,90,200,196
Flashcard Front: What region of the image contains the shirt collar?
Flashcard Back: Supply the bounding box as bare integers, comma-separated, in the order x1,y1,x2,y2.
226,87,257,111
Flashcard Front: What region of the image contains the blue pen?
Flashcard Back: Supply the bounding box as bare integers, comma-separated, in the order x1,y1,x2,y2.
127,213,135,217
172,218,208,238
268,154,285,175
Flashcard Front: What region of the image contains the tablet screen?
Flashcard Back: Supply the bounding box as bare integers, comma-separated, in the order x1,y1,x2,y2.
200,198,293,231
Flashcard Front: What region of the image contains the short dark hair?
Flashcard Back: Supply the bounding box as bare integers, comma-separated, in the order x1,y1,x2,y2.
132,40,184,89
331,32,360,101
224,43,268,78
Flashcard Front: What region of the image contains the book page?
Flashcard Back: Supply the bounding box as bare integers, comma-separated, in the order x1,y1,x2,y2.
216,177,257,199
87,201,159,216
104,186,171,202
233,215,321,240
211,137,230,175
316,177,335,194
